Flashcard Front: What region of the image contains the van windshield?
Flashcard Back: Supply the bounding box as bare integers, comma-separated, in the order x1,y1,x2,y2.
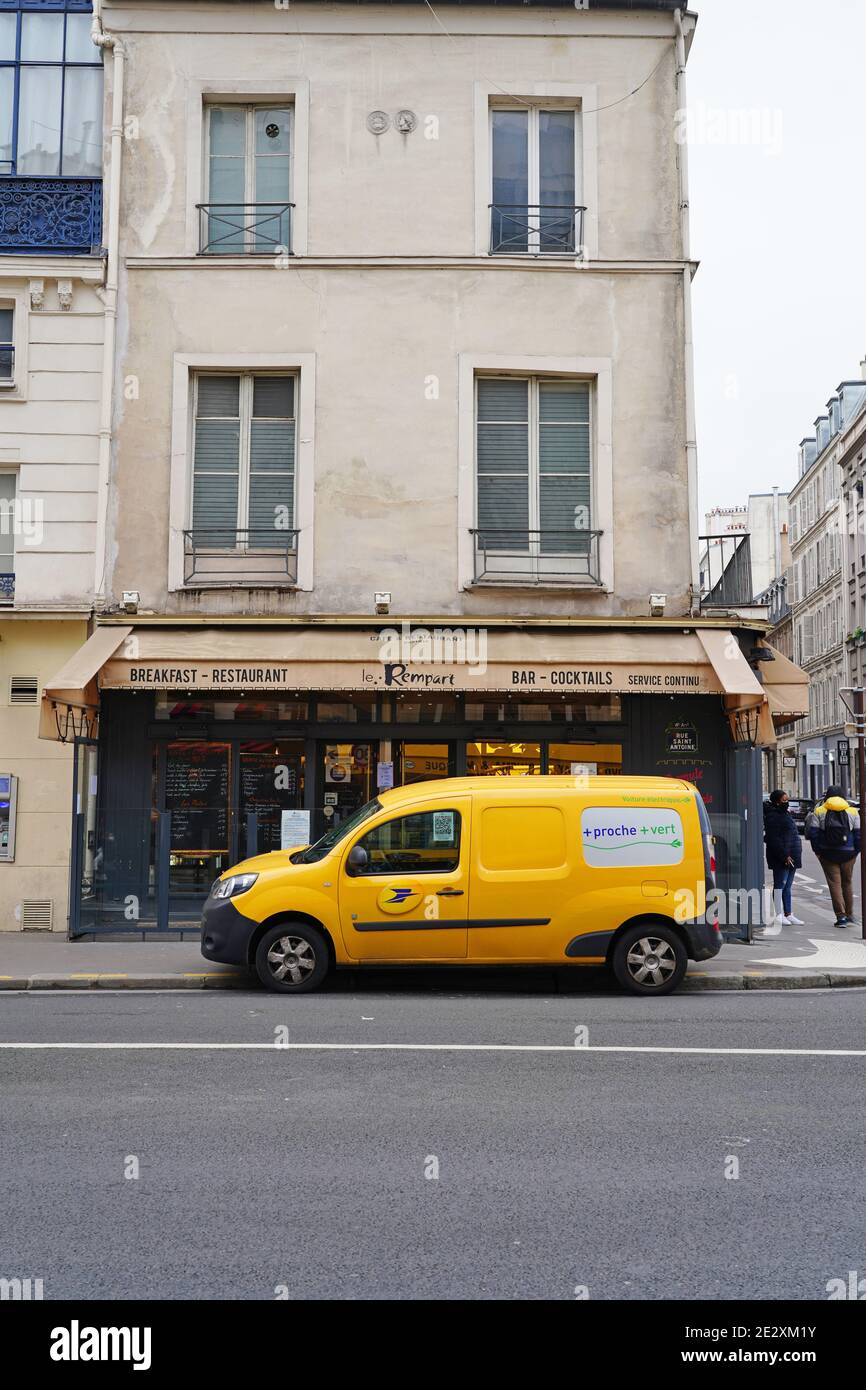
291,799,383,865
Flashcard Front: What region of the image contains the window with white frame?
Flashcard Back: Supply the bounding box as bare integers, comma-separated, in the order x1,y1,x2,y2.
489,105,582,254
474,375,595,582
190,374,296,550
0,305,13,384
0,471,15,604
201,104,292,254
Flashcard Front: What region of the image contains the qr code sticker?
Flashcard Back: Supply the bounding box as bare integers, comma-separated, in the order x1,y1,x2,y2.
432,811,455,842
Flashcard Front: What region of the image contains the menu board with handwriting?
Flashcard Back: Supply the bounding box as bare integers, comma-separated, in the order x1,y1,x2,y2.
166,744,229,852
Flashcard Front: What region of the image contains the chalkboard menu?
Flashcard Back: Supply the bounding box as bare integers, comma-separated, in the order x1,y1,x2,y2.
166,744,229,852
240,752,301,852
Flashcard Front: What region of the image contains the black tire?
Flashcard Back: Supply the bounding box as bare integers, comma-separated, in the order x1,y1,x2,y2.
254,922,330,993
611,923,687,996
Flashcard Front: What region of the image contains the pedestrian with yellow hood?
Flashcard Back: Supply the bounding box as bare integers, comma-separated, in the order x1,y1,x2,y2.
805,785,861,928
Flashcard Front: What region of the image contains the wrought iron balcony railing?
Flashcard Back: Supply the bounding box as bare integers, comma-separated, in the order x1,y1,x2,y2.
470,528,603,586
490,204,586,255
0,177,102,255
183,528,299,586
197,203,294,255
0,573,14,606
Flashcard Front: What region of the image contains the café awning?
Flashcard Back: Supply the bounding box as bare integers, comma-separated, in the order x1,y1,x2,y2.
759,644,810,724
39,625,132,741
39,622,808,749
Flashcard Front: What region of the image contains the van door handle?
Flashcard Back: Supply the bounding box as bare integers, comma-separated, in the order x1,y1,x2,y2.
436,888,464,896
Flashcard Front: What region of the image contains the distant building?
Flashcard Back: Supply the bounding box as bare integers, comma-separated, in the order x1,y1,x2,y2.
700,493,788,611
789,364,866,797
837,366,866,799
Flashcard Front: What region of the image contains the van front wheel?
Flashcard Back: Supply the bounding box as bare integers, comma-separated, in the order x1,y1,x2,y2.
612,925,687,996
255,922,330,993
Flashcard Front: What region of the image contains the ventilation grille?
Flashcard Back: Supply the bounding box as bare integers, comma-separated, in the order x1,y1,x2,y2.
9,676,39,705
21,900,53,932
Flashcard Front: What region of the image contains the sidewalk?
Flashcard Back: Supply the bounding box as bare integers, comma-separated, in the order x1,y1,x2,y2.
1,884,865,992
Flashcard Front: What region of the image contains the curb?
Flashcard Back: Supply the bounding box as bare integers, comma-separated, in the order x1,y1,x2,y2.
1,972,247,991
1,970,866,992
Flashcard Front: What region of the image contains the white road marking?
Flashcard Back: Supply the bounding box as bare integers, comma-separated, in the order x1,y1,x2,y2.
0,1041,865,1056
761,938,866,970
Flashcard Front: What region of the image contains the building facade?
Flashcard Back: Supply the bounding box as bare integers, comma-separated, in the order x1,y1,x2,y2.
26,0,803,940
789,367,866,798
0,0,105,930
837,366,866,798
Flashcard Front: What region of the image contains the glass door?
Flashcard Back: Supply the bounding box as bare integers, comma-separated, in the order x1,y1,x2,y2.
318,741,379,841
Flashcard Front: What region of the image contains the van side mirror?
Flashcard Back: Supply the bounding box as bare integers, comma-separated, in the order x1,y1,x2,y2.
347,844,369,873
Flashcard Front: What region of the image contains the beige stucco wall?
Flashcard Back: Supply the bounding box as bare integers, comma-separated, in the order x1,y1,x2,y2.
0,619,86,932
104,1,695,619
0,270,104,609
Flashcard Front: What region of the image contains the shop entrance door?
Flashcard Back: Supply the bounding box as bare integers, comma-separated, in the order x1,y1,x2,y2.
318,741,379,841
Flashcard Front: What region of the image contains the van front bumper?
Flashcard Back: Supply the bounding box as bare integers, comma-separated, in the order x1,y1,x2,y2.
201,896,256,966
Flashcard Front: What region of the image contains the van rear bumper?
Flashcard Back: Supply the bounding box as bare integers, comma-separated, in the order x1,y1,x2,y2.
681,915,724,962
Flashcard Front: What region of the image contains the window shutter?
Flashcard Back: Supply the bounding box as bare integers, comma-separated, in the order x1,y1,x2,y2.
538,381,590,554
476,378,529,550
192,376,241,546
248,376,296,548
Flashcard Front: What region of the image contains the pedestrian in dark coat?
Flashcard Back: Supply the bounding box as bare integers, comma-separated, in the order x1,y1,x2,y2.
764,790,803,926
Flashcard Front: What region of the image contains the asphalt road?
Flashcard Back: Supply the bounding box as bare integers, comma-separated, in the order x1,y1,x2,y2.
1,988,865,1301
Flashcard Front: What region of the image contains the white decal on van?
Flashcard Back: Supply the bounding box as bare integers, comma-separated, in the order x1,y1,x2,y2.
580,807,685,867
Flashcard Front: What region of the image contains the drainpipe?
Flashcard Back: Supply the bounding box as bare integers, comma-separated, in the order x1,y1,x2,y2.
674,9,700,611
772,485,781,581
91,0,124,605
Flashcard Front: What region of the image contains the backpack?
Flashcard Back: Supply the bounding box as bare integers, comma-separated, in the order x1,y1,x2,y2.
823,808,850,848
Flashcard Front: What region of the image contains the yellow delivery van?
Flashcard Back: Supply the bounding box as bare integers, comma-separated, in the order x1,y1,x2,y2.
201,775,721,996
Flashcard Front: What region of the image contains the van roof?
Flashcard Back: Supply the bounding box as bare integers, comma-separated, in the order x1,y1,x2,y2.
377,775,696,807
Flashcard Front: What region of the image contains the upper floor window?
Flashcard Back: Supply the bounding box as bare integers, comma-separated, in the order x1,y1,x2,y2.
189,373,297,555
0,305,13,383
490,106,582,255
0,470,15,604
473,375,598,585
0,1,102,178
200,104,292,254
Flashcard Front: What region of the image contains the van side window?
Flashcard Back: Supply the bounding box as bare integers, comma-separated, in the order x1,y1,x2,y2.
348,810,461,875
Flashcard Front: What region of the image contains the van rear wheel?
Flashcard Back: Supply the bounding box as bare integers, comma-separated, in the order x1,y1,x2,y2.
612,925,687,996
255,922,330,993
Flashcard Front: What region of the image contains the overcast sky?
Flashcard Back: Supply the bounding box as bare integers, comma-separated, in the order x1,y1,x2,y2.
687,0,866,523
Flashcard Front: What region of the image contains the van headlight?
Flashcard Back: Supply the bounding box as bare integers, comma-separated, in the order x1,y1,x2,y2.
212,873,258,900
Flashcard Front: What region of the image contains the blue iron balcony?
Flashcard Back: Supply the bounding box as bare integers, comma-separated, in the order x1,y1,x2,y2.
0,177,103,256
0,573,14,606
